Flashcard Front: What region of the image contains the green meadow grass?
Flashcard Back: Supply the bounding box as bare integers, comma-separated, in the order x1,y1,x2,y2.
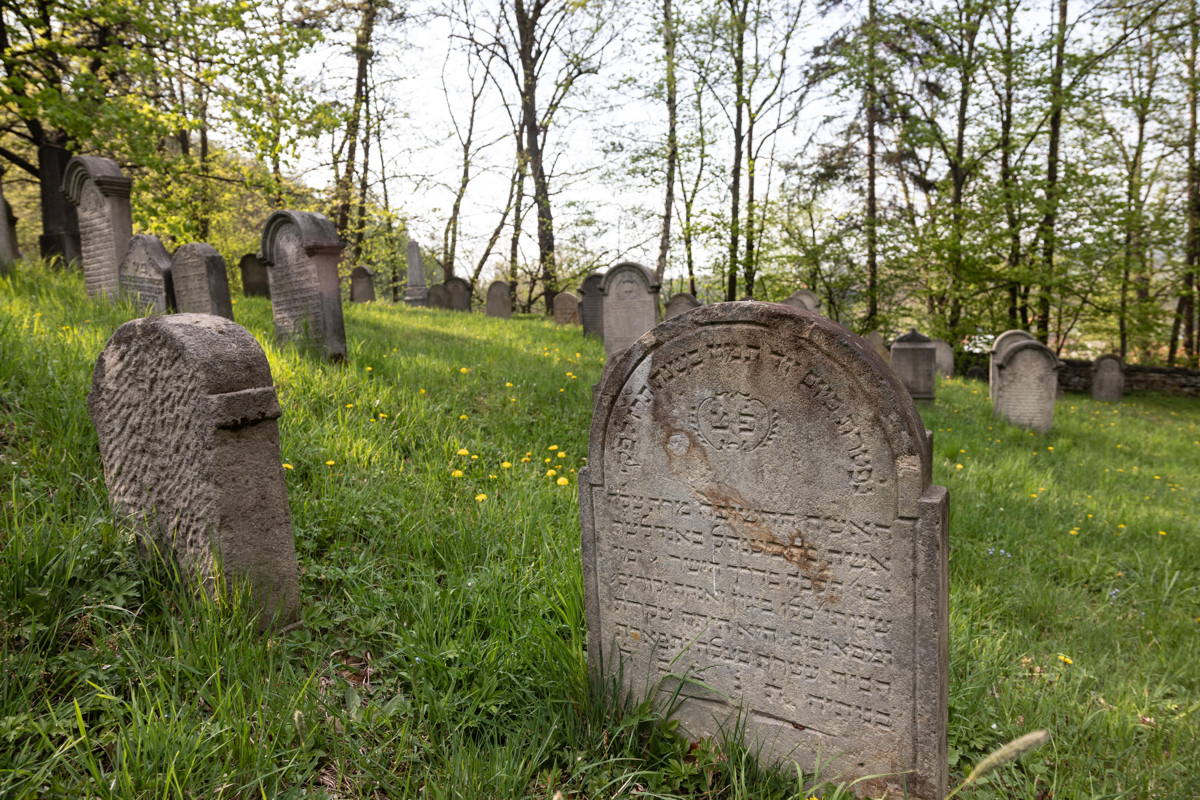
1,261,1196,799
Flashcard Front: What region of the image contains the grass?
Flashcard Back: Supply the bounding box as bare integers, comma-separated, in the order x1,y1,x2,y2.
0,260,1197,799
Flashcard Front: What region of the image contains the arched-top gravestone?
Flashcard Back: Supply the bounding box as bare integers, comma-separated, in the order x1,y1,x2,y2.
88,313,300,628
350,266,376,302
427,283,449,309
664,292,701,319
580,272,605,338
1092,354,1124,402
890,329,937,401
993,340,1060,433
405,240,428,306
581,302,948,799
444,276,471,311
61,155,133,299
171,243,233,319
239,254,270,298
782,288,821,312
120,234,175,313
989,330,1035,402
261,210,347,361
862,331,890,364
554,290,580,325
600,262,658,357
486,280,511,318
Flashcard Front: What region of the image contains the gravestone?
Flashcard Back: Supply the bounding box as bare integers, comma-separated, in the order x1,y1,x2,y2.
581,301,948,799
88,313,300,628
405,240,428,306
932,339,953,377
890,330,938,401
993,340,1060,433
171,243,233,319
239,254,271,298
554,290,581,325
989,330,1035,403
444,276,471,311
0,189,19,273
119,234,175,313
600,262,659,357
862,331,890,364
664,292,701,319
486,280,512,318
350,266,376,302
61,155,133,299
782,288,821,312
1092,355,1124,402
427,283,449,309
261,210,347,361
580,271,605,338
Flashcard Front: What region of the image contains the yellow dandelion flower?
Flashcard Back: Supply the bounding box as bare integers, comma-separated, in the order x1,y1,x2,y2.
1158,530,1167,536
1058,654,1073,665
379,413,388,418
459,367,470,374
419,388,427,394
325,460,336,466
544,457,552,463
559,388,565,392
1117,523,1126,529
451,469,464,478
365,366,373,371
489,474,497,479
525,452,532,457
556,476,569,486
1047,446,1054,451
457,448,470,456
475,493,487,502
282,463,294,470
546,469,557,477
548,445,559,450
459,414,469,420
505,381,513,387
521,457,531,463
345,403,354,408
501,461,512,469
1029,493,1038,498
470,455,478,460
557,452,566,458
955,464,964,470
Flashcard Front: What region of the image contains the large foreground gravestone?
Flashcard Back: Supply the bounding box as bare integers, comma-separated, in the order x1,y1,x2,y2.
665,292,701,319
444,276,471,311
171,243,233,319
989,330,1035,402
119,234,175,313
932,340,953,377
580,271,605,338
239,254,270,298
350,266,376,302
89,314,300,628
993,340,1060,433
62,155,133,299
600,262,659,357
486,280,512,318
554,290,580,325
782,288,821,312
1092,355,1124,402
582,302,948,798
261,210,347,361
405,240,428,306
890,330,937,401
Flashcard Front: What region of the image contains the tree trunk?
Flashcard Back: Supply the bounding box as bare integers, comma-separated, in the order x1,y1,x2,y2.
1035,0,1068,342
36,137,80,265
1185,1,1200,366
725,0,748,301
865,0,879,327
656,0,678,286
335,0,378,238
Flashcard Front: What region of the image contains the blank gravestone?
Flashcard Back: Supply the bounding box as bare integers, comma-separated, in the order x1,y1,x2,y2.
554,291,580,325
989,330,1035,403
932,339,953,377
350,266,376,302
88,313,300,628
61,155,133,299
580,272,605,339
782,288,821,313
600,262,659,357
664,292,701,319
890,330,937,401
993,340,1060,433
862,331,890,365
171,243,233,319
120,234,175,313
427,283,449,309
261,210,347,361
581,302,948,799
444,276,471,311
239,254,270,298
405,240,428,306
486,280,512,318
1092,355,1124,402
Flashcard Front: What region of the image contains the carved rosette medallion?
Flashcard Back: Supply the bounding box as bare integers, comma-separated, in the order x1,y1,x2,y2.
694,391,777,452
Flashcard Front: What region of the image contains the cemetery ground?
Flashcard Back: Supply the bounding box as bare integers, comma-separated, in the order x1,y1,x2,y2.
1,263,1197,799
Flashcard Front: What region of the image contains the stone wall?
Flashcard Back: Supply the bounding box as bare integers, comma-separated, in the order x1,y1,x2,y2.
1059,358,1200,397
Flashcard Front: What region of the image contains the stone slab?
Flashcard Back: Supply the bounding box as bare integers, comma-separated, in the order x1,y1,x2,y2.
239,254,271,298
486,280,512,318
444,276,471,311
989,330,1035,403
781,288,821,312
1092,355,1124,402
664,292,701,319
554,290,580,325
119,234,175,313
427,283,448,309
261,210,347,361
61,155,133,299
994,340,1059,432
171,243,233,319
405,240,428,306
600,262,659,357
932,340,953,377
350,266,376,302
580,272,605,338
890,330,937,401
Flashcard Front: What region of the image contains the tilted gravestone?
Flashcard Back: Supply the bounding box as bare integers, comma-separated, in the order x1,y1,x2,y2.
405,240,428,306
781,288,821,313
664,292,701,319
171,243,233,320
989,330,1035,403
61,155,133,299
1092,355,1124,402
993,340,1060,433
427,283,449,309
890,330,937,401
0,188,19,274
119,234,175,314
581,302,948,798
444,276,471,311
600,262,659,357
88,313,300,628
486,280,512,318
350,266,376,302
554,290,581,325
239,254,270,298
862,331,890,364
580,271,605,338
931,339,953,377
261,210,347,361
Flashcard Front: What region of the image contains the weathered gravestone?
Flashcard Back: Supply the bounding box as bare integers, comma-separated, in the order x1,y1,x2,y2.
427,283,449,309
931,339,953,377
0,188,19,274
171,243,233,319
405,240,428,306
862,331,890,365
993,340,1060,433
664,292,701,319
61,155,133,299
88,313,300,628
444,276,471,311
581,302,948,799
554,291,581,325
239,254,270,298
1092,355,1124,402
261,210,347,361
119,234,175,313
989,330,1035,403
350,266,376,302
782,288,821,312
600,262,659,357
890,330,937,401
580,272,605,339
486,280,512,318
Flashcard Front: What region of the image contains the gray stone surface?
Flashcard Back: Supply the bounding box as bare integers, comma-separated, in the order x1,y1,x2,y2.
239,254,270,298
350,266,376,302
88,313,300,629
260,210,347,361
61,156,133,299
405,240,428,306
486,280,511,318
0,189,19,273
664,292,701,319
862,331,890,364
1092,355,1124,402
119,234,175,313
600,262,659,357
581,302,948,799
890,330,937,401
427,283,448,309
171,243,233,319
444,276,471,311
989,330,1035,403
781,288,821,312
554,290,580,325
932,339,953,377
580,272,605,338
993,340,1060,433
